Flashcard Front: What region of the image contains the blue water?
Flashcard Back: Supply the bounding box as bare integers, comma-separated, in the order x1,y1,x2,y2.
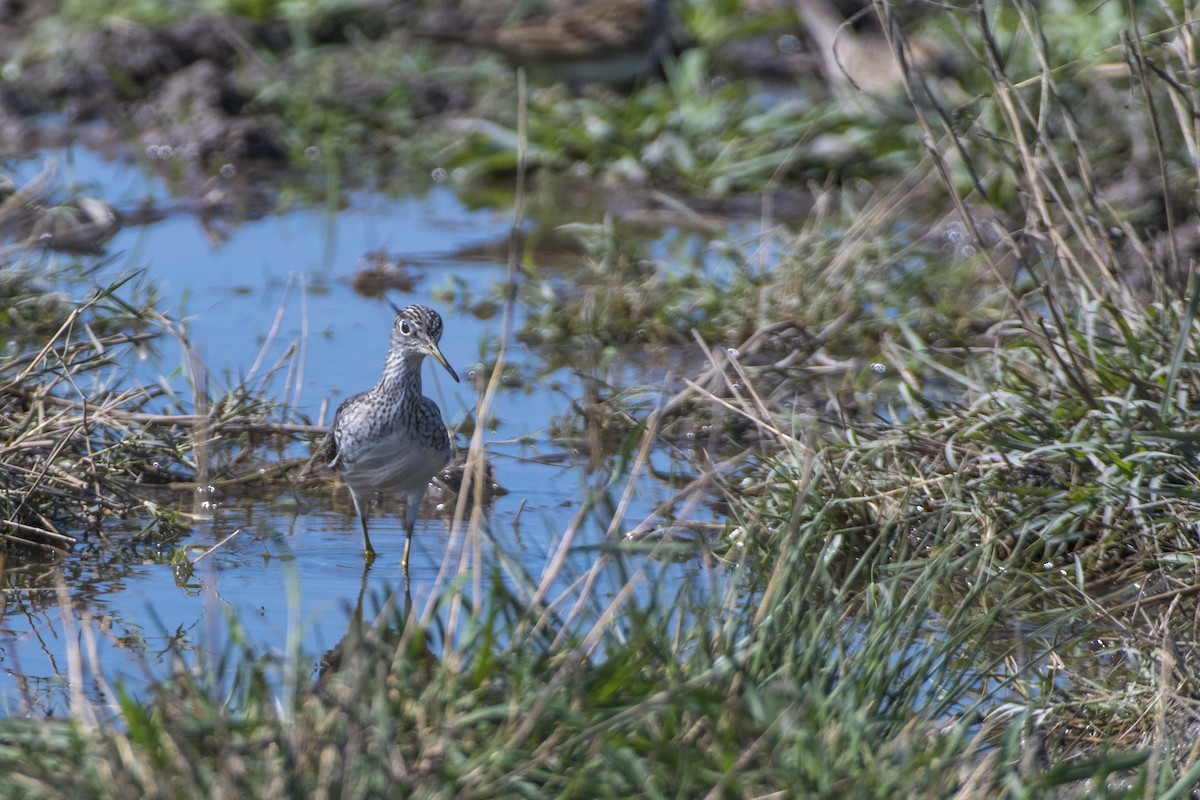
0,149,710,717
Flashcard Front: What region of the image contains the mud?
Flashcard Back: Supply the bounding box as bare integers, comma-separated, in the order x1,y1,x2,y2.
0,0,459,169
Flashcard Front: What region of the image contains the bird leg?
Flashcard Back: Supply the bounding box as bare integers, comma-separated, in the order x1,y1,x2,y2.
401,492,421,570
349,488,376,560
361,516,376,562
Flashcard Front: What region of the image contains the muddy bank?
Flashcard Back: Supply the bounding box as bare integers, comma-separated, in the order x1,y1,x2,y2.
0,0,466,172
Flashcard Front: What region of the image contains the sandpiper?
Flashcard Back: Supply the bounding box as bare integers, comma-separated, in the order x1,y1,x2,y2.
326,305,459,566
417,0,673,94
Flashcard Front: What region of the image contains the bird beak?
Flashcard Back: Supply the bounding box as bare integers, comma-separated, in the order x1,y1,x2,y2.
427,342,460,383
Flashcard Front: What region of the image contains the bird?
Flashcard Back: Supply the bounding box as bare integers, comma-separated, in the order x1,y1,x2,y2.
326,305,460,567
416,0,673,95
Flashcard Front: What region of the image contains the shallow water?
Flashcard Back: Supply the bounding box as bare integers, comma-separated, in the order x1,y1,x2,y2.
0,149,713,717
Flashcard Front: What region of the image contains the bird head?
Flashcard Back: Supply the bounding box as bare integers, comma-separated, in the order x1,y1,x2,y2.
390,304,460,383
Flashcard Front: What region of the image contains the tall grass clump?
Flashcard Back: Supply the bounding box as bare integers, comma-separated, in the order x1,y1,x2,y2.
705,0,1200,789
0,253,323,556
0,269,180,552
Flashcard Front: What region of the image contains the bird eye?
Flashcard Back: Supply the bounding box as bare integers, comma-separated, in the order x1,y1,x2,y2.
399,320,412,335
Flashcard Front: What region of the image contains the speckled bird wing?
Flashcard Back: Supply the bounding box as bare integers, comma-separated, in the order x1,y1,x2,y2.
326,391,364,469
495,0,658,60
319,429,338,467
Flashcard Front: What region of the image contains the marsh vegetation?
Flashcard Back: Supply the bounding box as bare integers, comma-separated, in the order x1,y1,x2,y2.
3,0,1200,796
